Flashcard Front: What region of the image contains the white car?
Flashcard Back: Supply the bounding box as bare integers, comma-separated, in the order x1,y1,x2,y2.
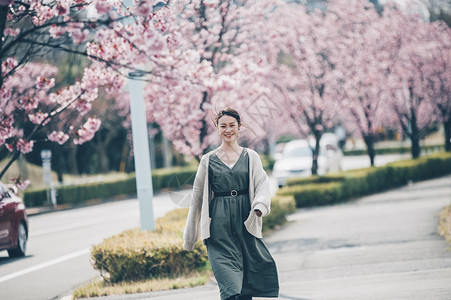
272,135,343,187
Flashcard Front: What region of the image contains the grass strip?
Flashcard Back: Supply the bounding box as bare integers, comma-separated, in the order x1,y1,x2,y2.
73,269,212,299
439,204,451,246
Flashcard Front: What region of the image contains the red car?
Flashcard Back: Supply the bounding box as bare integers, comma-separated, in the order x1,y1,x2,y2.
0,182,28,257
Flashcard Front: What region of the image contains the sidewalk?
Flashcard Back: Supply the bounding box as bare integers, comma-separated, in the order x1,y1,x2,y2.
76,175,451,300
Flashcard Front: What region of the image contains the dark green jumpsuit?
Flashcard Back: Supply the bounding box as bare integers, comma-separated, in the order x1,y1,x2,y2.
207,149,279,300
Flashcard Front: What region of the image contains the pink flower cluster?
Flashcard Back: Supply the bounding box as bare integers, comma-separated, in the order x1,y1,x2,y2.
9,177,30,191
0,114,14,146
95,1,113,14
1,57,18,77
74,117,102,145
47,131,70,145
36,76,55,90
31,2,54,26
16,138,34,154
28,112,50,125
3,27,20,37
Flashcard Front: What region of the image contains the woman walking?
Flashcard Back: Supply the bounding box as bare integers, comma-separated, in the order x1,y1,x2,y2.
183,108,279,300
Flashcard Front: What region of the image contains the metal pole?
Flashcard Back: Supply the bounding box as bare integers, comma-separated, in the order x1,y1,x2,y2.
129,72,155,231
122,0,156,231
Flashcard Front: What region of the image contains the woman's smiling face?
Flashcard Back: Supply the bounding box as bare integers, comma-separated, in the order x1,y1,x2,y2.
217,114,240,143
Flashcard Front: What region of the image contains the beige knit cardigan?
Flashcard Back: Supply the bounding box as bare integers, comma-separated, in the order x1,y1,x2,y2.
183,148,271,251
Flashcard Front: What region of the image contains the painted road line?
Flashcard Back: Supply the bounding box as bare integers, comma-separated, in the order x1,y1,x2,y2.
0,248,90,284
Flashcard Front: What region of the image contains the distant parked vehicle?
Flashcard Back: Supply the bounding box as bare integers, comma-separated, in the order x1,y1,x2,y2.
272,134,343,187
0,182,28,257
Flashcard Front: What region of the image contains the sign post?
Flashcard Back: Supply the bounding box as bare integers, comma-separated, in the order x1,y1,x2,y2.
40,149,56,207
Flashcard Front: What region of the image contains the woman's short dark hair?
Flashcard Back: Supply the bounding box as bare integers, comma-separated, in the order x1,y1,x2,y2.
215,108,241,125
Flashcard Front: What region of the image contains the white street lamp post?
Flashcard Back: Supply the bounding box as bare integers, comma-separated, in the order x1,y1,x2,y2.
128,71,155,231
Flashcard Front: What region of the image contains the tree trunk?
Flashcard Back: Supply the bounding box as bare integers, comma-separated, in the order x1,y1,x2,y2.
311,131,322,176
51,144,64,183
0,151,20,180
162,136,172,168
444,118,451,152
199,91,209,157
410,110,421,159
0,5,8,88
17,155,29,179
67,147,79,174
97,148,110,173
119,142,128,172
363,134,376,167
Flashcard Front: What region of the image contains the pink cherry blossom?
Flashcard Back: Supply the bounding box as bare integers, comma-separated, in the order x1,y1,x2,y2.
32,2,54,26
70,29,89,44
47,131,70,145
28,112,49,125
3,27,20,37
1,57,18,76
49,24,68,38
9,176,30,191
54,1,70,16
16,139,34,154
134,1,152,16
35,76,55,90
16,179,31,191
95,1,112,14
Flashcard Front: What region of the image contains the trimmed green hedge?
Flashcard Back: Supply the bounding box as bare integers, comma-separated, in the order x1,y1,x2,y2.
263,195,296,232
277,152,451,208
91,209,207,283
343,144,444,156
22,156,277,209
285,174,346,186
23,166,197,208
91,195,296,283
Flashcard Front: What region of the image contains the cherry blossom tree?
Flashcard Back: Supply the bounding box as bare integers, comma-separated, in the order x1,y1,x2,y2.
0,1,171,182
423,20,451,151
329,0,395,166
143,0,279,158
332,0,449,161
385,4,438,159
268,3,342,175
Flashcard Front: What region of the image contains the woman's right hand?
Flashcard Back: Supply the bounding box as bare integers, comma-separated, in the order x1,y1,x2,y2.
254,209,262,217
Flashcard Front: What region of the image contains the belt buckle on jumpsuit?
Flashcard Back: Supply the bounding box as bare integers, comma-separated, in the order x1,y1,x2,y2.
230,190,238,197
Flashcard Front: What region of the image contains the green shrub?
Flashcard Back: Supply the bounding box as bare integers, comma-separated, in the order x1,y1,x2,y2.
153,167,197,191
263,195,296,231
56,177,137,205
23,167,197,208
343,144,444,156
91,209,208,283
278,182,343,207
286,174,346,186
277,152,451,208
22,187,48,207
439,204,451,246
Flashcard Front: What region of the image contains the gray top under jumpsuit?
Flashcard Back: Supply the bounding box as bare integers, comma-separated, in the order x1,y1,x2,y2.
207,148,279,299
